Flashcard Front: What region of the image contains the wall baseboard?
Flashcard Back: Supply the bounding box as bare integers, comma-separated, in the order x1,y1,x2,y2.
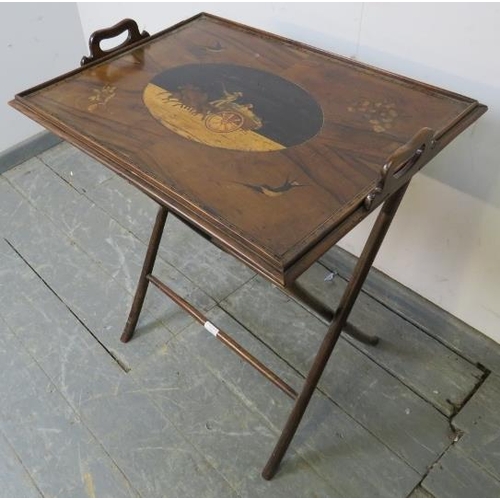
0,132,62,174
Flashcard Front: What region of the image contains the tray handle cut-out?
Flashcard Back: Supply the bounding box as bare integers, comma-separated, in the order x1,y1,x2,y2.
81,18,150,66
364,127,436,210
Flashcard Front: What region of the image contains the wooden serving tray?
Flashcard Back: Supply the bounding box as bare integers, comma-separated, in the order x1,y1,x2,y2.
11,13,486,285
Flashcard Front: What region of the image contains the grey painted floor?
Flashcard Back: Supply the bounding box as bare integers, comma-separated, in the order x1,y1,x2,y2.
1,142,499,497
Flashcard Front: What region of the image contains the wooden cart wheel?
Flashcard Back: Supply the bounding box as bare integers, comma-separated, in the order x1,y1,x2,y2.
205,111,244,133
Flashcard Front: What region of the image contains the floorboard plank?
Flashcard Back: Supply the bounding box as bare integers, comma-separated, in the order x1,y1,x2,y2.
452,373,500,482
132,333,340,497
321,246,500,373
0,239,237,497
0,177,189,369
191,307,427,496
295,263,484,415
39,142,113,194
9,154,252,319
0,432,42,498
84,175,159,244
0,315,137,497
221,275,458,474
408,485,434,498
422,445,500,497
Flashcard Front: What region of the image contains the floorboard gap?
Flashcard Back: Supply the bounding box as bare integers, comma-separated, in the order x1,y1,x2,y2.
448,368,491,421
0,430,44,498
406,370,492,496
413,425,464,493
3,237,131,374
408,484,434,498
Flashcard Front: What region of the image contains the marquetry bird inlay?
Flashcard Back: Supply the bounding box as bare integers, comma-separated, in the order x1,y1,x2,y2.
237,176,306,197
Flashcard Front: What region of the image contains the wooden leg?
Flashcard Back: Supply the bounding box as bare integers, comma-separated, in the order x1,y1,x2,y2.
120,205,168,343
262,183,409,480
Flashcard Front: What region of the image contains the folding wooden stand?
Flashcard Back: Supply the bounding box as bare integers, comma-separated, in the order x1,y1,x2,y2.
119,127,433,479
11,14,486,480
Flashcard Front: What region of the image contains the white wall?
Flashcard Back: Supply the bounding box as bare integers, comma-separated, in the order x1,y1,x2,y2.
335,3,500,345
0,3,85,151
46,2,499,344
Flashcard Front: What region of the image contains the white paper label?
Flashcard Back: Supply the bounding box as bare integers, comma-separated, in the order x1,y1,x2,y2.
204,321,219,337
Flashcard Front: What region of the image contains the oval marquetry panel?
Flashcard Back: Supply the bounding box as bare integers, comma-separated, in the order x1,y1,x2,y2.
143,63,323,151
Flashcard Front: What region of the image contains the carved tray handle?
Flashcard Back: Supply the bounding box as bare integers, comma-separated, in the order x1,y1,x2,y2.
81,18,150,66
364,127,436,210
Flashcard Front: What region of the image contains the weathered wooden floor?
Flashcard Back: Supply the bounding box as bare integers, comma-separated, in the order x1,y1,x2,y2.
0,142,499,497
